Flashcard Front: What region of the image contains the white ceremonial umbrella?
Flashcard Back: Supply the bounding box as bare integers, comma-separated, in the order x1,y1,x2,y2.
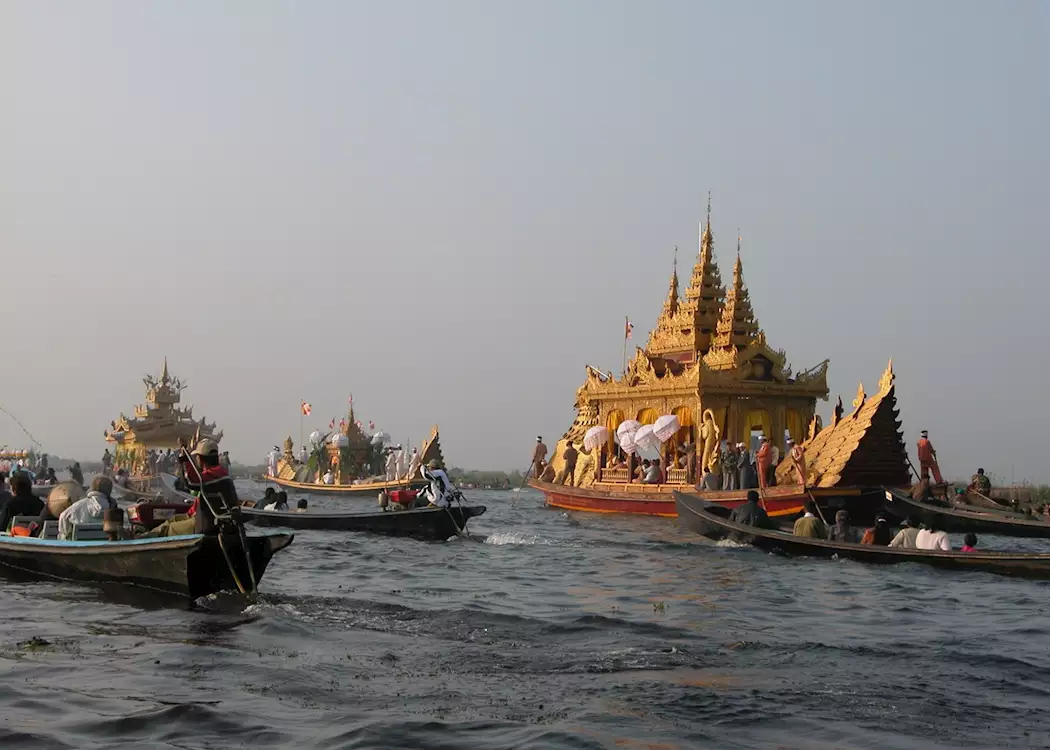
652,415,681,443
583,425,610,452
309,430,322,445
619,431,638,456
615,420,642,443
370,431,391,446
634,424,660,454
329,433,349,448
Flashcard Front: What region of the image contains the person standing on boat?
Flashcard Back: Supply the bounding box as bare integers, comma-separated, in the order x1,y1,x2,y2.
756,436,772,490
917,430,943,484
385,450,399,482
556,442,578,485
57,476,117,540
792,499,827,539
219,451,232,473
788,439,807,487
298,444,308,464
406,448,422,480
737,443,753,490
101,449,113,474
722,444,738,491
68,462,84,487
531,437,548,479
267,446,280,478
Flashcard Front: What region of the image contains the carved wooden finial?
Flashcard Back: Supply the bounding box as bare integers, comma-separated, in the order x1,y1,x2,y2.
852,382,866,411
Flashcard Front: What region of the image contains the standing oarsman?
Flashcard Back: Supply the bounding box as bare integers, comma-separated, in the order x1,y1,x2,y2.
917,430,943,484
755,436,772,490
788,439,807,487
531,437,548,479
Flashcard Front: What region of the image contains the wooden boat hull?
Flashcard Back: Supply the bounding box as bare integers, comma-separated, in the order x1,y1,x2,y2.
241,505,485,540
261,474,428,497
531,479,811,518
0,532,293,598
675,492,1050,580
883,489,1050,538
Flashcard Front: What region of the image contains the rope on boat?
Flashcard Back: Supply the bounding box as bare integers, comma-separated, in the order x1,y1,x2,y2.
0,405,45,449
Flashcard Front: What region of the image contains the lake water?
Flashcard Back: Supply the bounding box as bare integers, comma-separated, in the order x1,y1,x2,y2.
2,483,1048,749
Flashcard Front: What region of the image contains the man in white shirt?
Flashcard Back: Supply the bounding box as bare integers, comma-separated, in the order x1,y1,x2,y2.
298,445,308,464
58,476,116,540
322,470,334,485
915,522,951,551
267,447,280,477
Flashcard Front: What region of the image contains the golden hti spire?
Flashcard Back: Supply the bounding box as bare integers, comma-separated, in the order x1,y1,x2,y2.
161,356,169,383
680,192,725,354
661,246,680,316
710,231,761,351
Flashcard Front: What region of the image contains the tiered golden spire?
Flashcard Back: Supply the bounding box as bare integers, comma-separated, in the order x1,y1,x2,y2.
660,246,680,317
681,192,726,351
709,233,761,351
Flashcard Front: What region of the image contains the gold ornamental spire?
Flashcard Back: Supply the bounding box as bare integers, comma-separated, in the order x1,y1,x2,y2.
710,232,761,351
661,247,680,316
681,193,725,354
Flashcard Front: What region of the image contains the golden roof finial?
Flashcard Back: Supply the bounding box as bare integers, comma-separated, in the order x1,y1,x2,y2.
877,358,895,395
706,190,712,229
661,246,680,315
852,381,866,410
161,357,169,383
737,230,741,259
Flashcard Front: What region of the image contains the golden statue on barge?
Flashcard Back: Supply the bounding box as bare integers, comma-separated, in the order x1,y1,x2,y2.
105,359,222,477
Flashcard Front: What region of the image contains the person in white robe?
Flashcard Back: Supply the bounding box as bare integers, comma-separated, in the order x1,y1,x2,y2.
385,451,399,481
418,461,456,508
406,448,422,480
267,447,280,477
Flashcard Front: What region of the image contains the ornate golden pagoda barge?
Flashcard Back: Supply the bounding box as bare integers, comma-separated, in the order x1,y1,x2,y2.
105,359,222,478
531,206,910,520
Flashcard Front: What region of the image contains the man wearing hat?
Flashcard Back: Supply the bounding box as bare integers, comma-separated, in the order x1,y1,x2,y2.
787,439,807,487
178,439,239,535
755,435,772,490
58,476,116,540
419,459,456,508
531,437,548,480
889,515,922,549
916,430,943,484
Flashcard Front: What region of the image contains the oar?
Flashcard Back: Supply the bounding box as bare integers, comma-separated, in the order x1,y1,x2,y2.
806,490,829,527
511,464,533,508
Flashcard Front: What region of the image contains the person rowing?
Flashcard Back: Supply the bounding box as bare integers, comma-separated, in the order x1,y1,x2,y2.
418,460,458,508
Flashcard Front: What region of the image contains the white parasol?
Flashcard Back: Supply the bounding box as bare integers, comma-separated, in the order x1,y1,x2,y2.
634,424,661,454
309,430,322,445
619,431,638,456
583,425,610,452
329,433,349,448
615,420,642,444
653,415,680,443
370,431,391,446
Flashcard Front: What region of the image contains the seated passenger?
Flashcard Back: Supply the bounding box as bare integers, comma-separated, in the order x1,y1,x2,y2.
861,515,893,546
418,460,457,508
264,491,289,511
322,470,334,485
889,516,921,548
0,472,44,532
58,476,116,540
295,498,308,512
729,490,772,528
915,521,951,551
792,500,827,539
961,532,978,552
827,510,858,543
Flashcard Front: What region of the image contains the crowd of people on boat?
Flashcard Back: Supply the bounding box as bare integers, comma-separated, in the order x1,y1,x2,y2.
726,491,983,553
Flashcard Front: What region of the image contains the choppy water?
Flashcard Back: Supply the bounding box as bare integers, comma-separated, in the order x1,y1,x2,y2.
2,483,1049,749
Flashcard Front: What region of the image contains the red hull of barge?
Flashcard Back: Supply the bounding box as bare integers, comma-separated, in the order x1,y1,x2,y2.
531,480,817,518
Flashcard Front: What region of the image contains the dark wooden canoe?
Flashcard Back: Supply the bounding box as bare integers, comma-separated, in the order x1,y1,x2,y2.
674,492,1050,580
241,504,486,540
882,488,1050,538
0,531,293,599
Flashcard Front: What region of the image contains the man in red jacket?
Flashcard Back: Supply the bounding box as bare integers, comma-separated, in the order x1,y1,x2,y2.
916,430,943,484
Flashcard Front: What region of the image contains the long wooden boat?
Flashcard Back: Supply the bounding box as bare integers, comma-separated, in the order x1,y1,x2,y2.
529,479,889,520
675,492,1050,580
883,488,1050,538
260,474,428,498
0,531,293,598
241,504,485,541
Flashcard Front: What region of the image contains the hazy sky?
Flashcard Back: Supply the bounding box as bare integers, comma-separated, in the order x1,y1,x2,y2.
3,2,1047,481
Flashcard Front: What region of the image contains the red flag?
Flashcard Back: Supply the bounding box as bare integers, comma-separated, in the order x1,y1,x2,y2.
356,420,362,429
625,317,633,340
348,395,353,405
339,418,346,429
329,418,336,430
301,401,312,416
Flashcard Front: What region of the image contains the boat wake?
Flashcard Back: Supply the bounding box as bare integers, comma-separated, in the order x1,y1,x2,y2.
482,531,549,546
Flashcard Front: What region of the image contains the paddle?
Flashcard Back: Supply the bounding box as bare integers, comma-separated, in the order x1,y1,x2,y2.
511,464,533,508
805,490,829,528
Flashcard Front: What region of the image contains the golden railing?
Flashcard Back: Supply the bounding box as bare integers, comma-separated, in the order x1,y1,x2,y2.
666,468,689,485
601,468,630,483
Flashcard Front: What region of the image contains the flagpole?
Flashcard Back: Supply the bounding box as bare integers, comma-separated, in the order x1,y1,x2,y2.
622,316,629,378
